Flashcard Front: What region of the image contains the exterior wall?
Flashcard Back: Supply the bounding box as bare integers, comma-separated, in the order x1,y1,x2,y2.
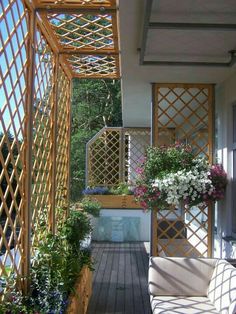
119,0,236,128
214,73,236,258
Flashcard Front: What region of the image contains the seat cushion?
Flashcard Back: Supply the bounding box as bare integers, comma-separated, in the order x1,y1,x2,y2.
149,257,217,296
151,296,219,314
208,259,236,314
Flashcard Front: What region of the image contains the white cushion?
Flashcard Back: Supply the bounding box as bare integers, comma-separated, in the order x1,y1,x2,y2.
151,296,219,314
149,257,216,296
208,259,236,314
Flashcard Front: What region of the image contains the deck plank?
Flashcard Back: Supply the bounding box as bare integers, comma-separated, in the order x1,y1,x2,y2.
87,242,151,314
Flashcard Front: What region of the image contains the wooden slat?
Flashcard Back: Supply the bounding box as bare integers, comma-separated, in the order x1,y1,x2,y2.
34,0,116,10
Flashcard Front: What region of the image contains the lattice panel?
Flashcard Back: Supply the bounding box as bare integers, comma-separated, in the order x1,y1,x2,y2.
87,128,150,187
48,13,115,51
34,0,116,9
155,84,212,159
31,28,54,248
124,129,150,184
0,0,28,284
153,84,213,257
55,67,70,209
156,205,209,257
88,129,121,186
67,54,118,78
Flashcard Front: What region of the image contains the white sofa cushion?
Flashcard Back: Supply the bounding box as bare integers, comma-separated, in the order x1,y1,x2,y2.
149,257,217,296
208,259,236,314
150,296,219,314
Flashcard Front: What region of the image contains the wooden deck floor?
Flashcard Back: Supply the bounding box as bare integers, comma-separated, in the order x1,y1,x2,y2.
87,242,151,314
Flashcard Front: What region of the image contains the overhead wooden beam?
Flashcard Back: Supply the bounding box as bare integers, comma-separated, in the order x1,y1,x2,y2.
32,0,117,8
37,7,116,14
72,73,119,79
59,49,119,55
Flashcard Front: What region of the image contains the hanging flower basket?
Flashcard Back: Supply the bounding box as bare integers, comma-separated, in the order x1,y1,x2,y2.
134,143,228,211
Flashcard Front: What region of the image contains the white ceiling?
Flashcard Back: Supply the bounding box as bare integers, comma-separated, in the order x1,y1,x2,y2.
119,0,236,127
146,30,236,62
151,0,236,21
146,0,236,63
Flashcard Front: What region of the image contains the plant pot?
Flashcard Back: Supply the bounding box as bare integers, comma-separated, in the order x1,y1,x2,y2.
66,266,92,314
87,195,141,209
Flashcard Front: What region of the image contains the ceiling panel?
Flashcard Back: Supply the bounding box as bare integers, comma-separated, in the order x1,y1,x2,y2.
145,29,236,62
151,0,236,23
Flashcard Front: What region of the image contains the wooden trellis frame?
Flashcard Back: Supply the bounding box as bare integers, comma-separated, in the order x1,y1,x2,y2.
86,127,151,187
0,0,120,296
151,83,214,258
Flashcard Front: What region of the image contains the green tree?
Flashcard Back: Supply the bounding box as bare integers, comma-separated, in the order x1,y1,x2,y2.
70,79,122,201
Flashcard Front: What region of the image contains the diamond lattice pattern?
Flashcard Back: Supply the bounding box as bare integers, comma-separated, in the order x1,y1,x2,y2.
0,0,28,282
154,84,213,257
87,128,150,187
67,54,117,78
48,13,115,51
55,67,70,210
31,28,54,248
157,86,210,157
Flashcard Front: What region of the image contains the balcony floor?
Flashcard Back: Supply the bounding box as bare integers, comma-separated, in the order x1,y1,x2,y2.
87,242,151,314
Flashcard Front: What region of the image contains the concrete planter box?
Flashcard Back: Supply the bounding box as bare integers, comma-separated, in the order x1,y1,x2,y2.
66,266,92,314
89,195,141,209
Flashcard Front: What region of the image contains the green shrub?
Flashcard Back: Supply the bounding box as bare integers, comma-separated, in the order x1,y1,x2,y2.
0,208,92,314
80,198,101,217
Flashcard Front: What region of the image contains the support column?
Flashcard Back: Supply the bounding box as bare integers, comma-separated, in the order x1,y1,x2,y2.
50,54,59,234
22,8,36,293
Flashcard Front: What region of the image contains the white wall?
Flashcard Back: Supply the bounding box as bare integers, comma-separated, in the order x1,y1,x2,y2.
215,72,236,258
119,0,236,128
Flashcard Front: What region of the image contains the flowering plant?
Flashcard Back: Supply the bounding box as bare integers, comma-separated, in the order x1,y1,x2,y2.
134,143,227,210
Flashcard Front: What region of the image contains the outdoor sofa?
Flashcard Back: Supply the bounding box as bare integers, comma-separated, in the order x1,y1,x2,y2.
148,257,236,314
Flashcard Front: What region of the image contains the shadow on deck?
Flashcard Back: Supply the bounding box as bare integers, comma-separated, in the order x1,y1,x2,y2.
87,242,151,314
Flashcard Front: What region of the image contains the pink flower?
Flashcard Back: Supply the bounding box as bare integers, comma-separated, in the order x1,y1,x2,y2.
136,167,144,174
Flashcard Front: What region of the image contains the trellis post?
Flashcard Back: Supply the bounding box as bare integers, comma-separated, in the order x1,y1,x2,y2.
50,54,59,234
22,7,36,292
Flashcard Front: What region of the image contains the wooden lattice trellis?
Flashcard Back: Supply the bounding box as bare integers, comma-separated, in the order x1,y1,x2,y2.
55,67,71,210
86,127,150,187
31,26,54,247
67,54,118,78
0,0,28,288
152,83,213,258
1,0,121,296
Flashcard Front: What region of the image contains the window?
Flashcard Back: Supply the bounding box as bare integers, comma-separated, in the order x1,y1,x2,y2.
232,104,236,233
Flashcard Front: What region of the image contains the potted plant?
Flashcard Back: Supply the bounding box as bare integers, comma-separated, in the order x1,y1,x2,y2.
0,209,93,314
134,143,227,211
83,183,140,209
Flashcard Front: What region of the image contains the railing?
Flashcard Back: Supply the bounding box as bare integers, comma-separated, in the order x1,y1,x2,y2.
86,127,151,187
